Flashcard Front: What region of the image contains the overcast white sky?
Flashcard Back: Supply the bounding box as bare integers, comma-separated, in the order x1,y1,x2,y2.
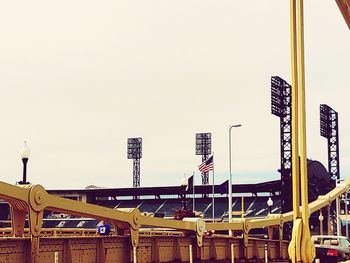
0,1,349,189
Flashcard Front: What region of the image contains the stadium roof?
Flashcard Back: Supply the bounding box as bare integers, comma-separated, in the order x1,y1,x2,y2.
48,180,282,198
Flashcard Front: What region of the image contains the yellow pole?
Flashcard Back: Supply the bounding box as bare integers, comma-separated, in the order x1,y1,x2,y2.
290,0,300,223
297,0,315,262
288,0,302,262
297,0,308,226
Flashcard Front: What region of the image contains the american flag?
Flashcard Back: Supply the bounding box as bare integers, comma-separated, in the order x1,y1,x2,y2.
198,155,214,173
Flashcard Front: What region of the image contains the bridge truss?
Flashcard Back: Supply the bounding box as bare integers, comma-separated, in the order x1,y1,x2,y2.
0,178,349,262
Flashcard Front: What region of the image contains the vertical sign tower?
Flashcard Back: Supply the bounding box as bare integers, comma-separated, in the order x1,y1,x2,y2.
320,104,340,182
195,133,211,185
127,137,142,187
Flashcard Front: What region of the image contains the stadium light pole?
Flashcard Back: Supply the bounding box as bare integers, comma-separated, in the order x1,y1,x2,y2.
127,137,142,188
228,124,241,236
19,141,31,185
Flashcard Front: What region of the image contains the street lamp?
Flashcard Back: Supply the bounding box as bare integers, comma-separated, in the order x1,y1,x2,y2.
181,175,188,210
346,199,349,238
19,142,31,185
267,197,273,214
319,211,324,235
228,124,242,235
336,179,344,236
336,197,341,236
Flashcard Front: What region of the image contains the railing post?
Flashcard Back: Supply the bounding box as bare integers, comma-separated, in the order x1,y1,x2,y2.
231,243,235,263
279,224,283,259
133,246,137,263
189,244,193,263
54,252,59,263
31,236,39,263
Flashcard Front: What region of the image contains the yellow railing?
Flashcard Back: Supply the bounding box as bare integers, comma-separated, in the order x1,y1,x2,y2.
0,178,349,262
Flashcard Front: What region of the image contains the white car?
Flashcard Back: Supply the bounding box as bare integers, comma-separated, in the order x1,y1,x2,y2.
312,235,350,263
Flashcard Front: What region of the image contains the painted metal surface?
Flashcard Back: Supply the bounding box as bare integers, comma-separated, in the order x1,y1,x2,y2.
0,178,349,262
0,235,289,263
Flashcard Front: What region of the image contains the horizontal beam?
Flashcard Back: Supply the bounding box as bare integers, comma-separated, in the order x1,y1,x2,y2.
1,176,350,241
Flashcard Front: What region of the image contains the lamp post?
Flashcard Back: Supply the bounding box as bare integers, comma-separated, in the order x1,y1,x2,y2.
327,205,332,235
267,197,273,214
181,175,188,210
228,124,241,236
346,199,349,238
336,196,341,236
19,142,31,185
336,179,343,236
319,210,324,235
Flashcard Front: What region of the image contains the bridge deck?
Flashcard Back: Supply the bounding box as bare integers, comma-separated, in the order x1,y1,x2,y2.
0,233,289,263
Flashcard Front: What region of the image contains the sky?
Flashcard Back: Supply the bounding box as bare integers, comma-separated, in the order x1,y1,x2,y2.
0,1,349,190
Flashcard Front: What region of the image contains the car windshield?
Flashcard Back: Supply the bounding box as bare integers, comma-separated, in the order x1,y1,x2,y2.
312,236,346,247
341,237,350,248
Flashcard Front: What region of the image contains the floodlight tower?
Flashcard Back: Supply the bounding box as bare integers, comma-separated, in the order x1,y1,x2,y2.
320,104,340,182
127,137,142,188
195,133,211,185
271,76,292,214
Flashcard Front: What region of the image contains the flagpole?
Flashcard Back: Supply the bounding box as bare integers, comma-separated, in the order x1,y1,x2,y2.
212,154,215,222
198,155,214,216
192,171,195,212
